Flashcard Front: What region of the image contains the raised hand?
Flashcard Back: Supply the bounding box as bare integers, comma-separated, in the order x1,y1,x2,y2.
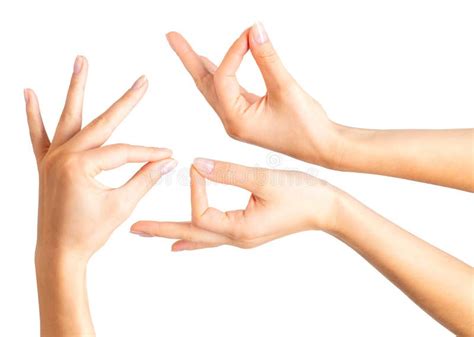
131,158,337,250
166,23,340,166
26,56,176,336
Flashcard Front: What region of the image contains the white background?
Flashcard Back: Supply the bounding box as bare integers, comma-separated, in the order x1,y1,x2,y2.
0,0,473,336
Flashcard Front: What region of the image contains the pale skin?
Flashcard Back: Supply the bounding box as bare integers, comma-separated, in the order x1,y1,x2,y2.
131,23,474,335
27,25,473,336
165,23,474,192
26,56,177,336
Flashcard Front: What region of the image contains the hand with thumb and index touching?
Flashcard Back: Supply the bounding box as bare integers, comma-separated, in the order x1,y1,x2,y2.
166,22,342,167
131,158,339,251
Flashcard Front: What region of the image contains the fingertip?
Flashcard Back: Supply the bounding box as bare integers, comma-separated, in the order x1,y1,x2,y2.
192,157,215,176
159,147,173,157
166,32,181,51
130,221,152,235
171,241,186,252
131,75,148,90
166,31,179,39
23,88,30,105
156,158,178,176
250,21,269,46
24,88,39,109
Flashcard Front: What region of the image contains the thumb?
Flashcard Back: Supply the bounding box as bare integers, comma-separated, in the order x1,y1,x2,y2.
249,22,293,90
119,159,178,203
192,158,268,194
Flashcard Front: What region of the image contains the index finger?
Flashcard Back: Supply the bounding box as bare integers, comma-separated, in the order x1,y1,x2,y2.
166,32,210,87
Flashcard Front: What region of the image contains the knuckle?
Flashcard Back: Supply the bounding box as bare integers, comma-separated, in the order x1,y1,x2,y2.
143,170,157,189
229,223,250,241
224,119,244,140
212,69,226,84
195,72,214,92
60,154,81,173
182,229,194,242
92,113,114,135
235,240,255,249
257,47,279,64
41,152,82,181
113,143,129,157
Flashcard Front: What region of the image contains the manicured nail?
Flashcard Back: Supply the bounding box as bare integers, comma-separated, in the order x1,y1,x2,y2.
157,147,173,155
130,230,153,237
131,75,147,90
73,55,83,74
193,158,215,175
23,89,29,104
158,159,178,175
252,21,269,45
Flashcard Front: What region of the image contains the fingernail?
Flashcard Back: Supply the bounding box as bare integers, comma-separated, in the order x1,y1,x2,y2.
73,55,83,74
130,230,153,237
158,159,178,175
157,147,173,155
23,89,29,104
131,75,147,90
252,21,269,45
193,158,215,175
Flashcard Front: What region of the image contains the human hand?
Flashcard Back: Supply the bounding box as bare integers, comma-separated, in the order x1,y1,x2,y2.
131,158,338,250
166,23,342,166
26,56,177,261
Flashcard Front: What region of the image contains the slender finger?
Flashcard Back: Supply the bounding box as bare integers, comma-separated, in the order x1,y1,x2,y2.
117,158,177,205
51,56,88,148
24,89,50,164
166,32,212,89
85,144,172,172
200,55,217,73
194,206,239,237
67,75,148,151
191,166,208,219
249,22,294,90
201,55,259,103
171,240,223,252
192,157,268,194
214,28,251,108
130,221,229,244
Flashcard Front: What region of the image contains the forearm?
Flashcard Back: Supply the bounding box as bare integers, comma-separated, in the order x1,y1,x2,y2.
326,190,474,336
35,248,94,337
329,125,474,192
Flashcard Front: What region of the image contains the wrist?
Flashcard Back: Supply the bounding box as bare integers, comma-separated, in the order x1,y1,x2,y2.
313,184,355,236
35,246,94,336
309,119,349,169
328,124,378,171
35,246,89,275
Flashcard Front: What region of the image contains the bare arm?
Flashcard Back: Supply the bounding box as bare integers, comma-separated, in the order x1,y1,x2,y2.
333,127,474,192
329,189,474,336
35,251,93,336
166,24,474,192
133,159,474,335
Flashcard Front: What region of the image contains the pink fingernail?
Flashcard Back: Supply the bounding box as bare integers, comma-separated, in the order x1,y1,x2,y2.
158,159,178,175
131,75,147,90
130,230,153,237
23,89,29,104
73,55,83,74
193,158,215,175
252,21,269,45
